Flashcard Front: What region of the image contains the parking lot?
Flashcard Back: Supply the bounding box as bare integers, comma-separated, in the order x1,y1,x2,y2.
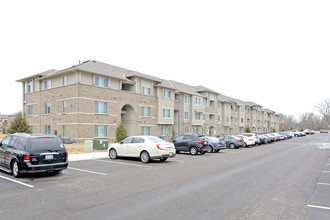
1,134,330,219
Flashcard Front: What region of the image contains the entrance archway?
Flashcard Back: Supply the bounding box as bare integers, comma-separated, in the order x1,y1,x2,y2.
121,105,135,136
209,126,215,136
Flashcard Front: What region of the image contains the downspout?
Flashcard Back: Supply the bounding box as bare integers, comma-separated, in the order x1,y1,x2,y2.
75,69,79,142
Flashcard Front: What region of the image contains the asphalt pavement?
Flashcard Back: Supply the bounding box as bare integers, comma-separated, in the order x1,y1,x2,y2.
0,134,330,220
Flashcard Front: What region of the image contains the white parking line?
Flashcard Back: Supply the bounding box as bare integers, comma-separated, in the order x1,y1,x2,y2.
0,175,34,188
96,159,152,168
317,183,330,186
323,171,330,173
68,167,107,176
307,204,330,210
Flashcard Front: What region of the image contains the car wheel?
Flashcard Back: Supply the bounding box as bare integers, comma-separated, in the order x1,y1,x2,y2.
140,151,150,163
215,149,220,152
109,148,117,159
190,146,198,155
229,143,236,149
11,160,21,178
207,146,213,153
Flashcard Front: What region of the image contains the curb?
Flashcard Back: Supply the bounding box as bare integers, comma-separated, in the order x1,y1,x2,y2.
68,151,108,162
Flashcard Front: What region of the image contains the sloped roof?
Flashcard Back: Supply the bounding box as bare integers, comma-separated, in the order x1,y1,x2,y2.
169,80,204,97
41,60,131,82
126,71,175,89
16,69,57,82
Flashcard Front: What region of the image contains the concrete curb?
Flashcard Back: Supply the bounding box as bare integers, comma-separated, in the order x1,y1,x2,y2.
68,151,108,162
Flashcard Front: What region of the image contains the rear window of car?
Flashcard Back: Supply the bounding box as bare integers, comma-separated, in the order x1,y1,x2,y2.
29,137,64,151
206,137,218,142
148,137,167,143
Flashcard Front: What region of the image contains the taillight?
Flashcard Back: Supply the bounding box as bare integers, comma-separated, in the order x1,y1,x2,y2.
217,142,221,145
23,153,31,163
156,144,164,150
236,139,241,142
66,152,68,158
197,141,202,145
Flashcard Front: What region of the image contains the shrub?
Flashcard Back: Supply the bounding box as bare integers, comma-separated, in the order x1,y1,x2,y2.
7,114,31,134
244,126,251,133
115,122,128,143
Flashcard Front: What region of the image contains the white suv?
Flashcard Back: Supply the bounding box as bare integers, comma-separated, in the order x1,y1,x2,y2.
239,133,258,147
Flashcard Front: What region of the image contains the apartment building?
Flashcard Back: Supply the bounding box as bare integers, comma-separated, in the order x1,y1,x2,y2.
17,60,279,143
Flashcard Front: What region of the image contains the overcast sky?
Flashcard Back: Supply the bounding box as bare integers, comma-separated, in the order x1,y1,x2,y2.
1,0,329,120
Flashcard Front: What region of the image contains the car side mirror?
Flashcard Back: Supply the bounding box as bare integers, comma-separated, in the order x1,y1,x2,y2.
172,140,176,143
119,141,123,144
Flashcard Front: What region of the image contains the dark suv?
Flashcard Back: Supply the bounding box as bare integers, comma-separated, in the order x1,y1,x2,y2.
172,134,209,155
0,133,68,178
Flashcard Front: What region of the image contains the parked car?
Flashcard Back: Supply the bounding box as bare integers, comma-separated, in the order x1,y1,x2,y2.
304,129,315,135
257,135,268,144
218,135,244,149
237,134,256,147
240,133,259,145
264,134,275,142
171,134,209,155
108,136,176,163
204,136,226,153
290,129,304,137
0,133,68,178
320,129,329,133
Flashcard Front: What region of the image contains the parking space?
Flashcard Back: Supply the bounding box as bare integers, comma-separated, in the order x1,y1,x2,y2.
307,156,330,219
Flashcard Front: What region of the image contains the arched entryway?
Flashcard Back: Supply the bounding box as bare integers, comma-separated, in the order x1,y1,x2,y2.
209,126,215,136
121,105,135,136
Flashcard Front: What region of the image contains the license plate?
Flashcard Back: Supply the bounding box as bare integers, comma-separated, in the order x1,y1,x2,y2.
45,155,53,160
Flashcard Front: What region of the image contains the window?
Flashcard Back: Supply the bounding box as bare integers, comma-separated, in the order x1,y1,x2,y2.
95,126,107,138
163,109,171,118
29,126,33,133
163,89,171,98
45,125,51,134
226,116,230,122
193,127,199,134
62,125,66,137
62,75,68,86
141,126,151,135
195,112,201,120
94,75,108,88
218,101,221,109
45,103,51,115
133,137,145,143
184,95,189,104
44,80,51,90
95,101,108,114
141,107,151,117
27,105,33,116
202,128,206,135
227,104,230,111
161,126,167,136
195,97,201,105
203,99,207,107
62,101,67,113
241,118,244,123
218,115,221,122
185,127,189,133
142,86,151,95
184,111,189,120
27,80,33,93
241,107,245,113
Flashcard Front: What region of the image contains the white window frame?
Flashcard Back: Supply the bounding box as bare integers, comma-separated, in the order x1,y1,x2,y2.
44,80,51,90
62,75,68,86
95,126,108,138
163,109,171,118
94,75,109,88
95,101,108,114
141,126,151,135
27,80,33,93
44,103,51,115
141,106,151,117
184,95,189,104
163,89,171,98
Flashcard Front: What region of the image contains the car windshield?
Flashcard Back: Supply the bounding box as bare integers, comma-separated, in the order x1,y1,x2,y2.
29,138,64,151
148,137,167,143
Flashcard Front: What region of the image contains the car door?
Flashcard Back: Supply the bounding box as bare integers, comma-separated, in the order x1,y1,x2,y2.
118,137,134,156
4,135,18,169
0,136,12,167
129,137,145,157
173,135,185,151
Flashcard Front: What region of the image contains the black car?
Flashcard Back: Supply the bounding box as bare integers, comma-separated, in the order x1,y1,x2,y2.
0,133,68,178
218,135,244,149
172,134,209,155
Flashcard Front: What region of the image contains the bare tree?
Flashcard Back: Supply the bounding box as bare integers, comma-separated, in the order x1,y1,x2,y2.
315,98,330,128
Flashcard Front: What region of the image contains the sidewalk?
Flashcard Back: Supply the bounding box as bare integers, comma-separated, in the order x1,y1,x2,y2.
68,151,109,162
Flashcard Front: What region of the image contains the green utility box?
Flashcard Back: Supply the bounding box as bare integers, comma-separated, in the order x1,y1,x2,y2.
84,140,93,152
93,139,109,150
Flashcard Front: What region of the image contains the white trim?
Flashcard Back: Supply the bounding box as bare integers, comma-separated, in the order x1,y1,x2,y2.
307,204,330,210
68,167,107,176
